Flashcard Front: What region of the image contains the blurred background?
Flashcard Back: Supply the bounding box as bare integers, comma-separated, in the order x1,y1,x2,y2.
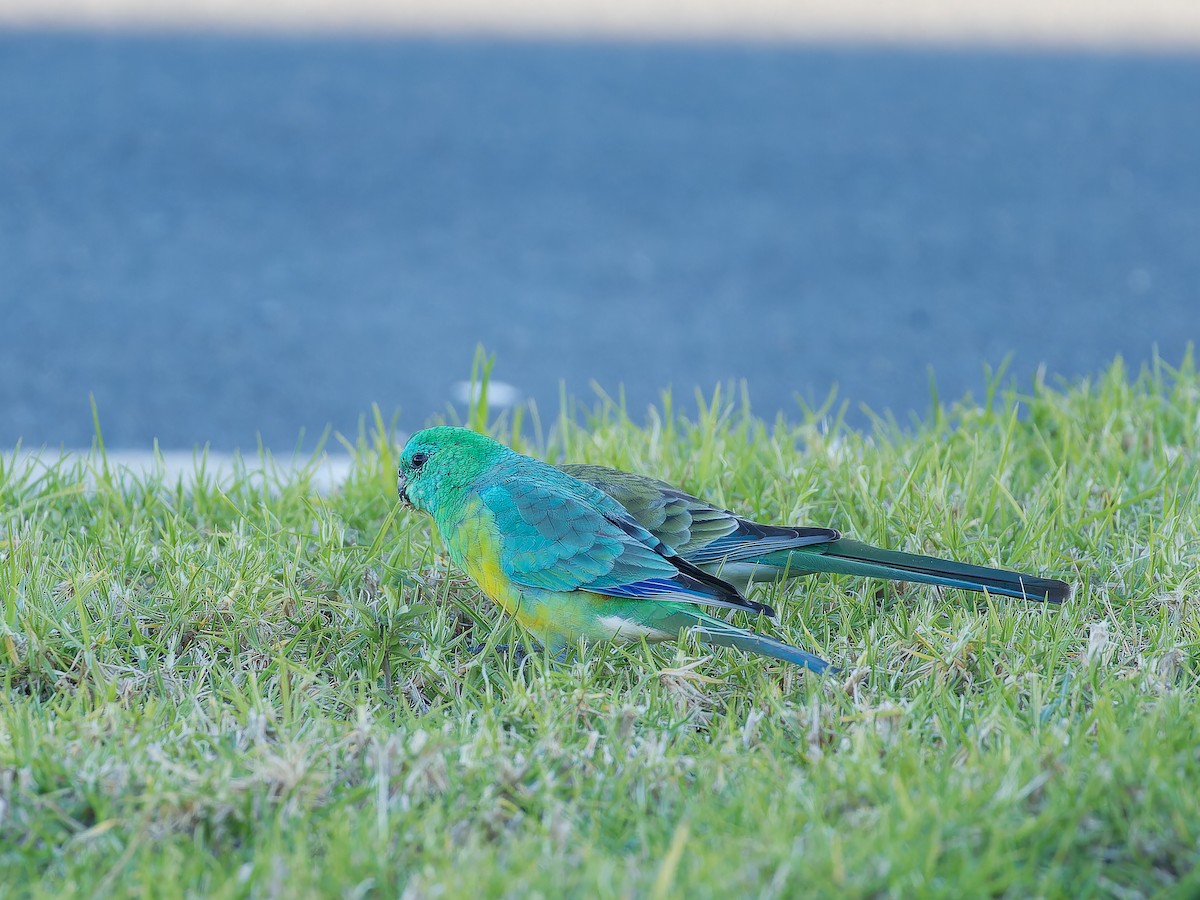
1,1,1198,452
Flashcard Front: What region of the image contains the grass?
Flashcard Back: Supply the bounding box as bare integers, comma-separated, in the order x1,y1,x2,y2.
2,352,1199,898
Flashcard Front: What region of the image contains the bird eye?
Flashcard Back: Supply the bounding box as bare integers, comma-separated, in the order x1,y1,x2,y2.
410,451,429,468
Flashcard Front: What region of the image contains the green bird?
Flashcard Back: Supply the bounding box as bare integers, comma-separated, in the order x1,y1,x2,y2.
560,464,1071,604
397,426,835,673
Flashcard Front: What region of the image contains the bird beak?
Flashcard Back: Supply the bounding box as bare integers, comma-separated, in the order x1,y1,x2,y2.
397,470,409,505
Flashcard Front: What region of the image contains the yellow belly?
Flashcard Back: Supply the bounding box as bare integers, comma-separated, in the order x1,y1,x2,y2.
443,498,676,650
449,502,555,636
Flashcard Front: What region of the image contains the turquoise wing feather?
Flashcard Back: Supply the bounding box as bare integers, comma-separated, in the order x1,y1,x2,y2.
558,465,738,553
561,463,1071,603
478,474,773,616
479,480,672,591
559,464,839,563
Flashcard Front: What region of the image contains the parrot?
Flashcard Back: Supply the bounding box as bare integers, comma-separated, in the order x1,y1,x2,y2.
559,464,1071,604
397,426,835,674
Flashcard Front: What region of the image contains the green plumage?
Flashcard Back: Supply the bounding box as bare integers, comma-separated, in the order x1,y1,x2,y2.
561,464,1071,603
396,428,1069,678
398,428,832,674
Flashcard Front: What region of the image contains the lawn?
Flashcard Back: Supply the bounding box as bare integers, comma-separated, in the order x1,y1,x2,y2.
2,353,1198,898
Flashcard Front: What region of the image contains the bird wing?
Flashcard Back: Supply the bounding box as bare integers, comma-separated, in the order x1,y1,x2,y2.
558,464,737,554
560,464,839,564
478,477,773,616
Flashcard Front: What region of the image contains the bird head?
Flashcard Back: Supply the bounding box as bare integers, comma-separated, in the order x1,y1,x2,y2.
397,426,508,516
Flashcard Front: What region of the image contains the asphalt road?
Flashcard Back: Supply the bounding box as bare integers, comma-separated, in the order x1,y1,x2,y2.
2,32,1198,450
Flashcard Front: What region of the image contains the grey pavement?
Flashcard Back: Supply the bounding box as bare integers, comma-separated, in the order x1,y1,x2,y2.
2,33,1198,451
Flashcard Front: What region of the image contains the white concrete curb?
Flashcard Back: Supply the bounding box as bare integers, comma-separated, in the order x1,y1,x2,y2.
6,450,358,495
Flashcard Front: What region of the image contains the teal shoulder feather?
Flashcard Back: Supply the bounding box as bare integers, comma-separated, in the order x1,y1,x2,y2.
479,460,774,616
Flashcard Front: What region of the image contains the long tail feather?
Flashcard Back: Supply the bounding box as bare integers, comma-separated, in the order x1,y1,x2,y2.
761,538,1071,603
666,611,836,675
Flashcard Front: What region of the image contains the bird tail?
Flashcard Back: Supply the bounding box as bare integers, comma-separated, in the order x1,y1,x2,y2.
665,610,836,675
762,538,1071,603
